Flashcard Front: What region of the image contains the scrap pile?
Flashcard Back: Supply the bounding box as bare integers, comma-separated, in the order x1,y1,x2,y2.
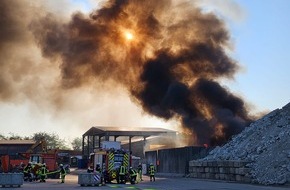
201,103,290,185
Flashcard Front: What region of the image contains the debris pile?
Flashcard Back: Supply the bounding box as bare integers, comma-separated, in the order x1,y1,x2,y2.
201,102,290,185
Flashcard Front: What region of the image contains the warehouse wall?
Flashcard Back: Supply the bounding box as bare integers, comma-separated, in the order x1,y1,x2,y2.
0,144,33,156
145,146,212,174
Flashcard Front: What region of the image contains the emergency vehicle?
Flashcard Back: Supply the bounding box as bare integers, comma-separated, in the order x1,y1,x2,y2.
88,141,131,183
0,138,61,179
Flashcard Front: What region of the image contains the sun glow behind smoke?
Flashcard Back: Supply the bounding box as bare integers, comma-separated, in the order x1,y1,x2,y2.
125,31,134,41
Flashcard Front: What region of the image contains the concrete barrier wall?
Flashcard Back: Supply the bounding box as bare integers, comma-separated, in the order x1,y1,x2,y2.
78,173,101,186
188,160,252,183
0,173,23,187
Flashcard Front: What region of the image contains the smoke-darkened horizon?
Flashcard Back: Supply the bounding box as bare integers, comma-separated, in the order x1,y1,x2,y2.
0,0,254,145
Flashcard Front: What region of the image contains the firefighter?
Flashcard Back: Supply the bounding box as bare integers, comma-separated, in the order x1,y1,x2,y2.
23,162,32,181
118,165,126,184
34,163,42,181
149,163,156,182
95,163,101,173
19,162,25,172
95,163,104,185
59,164,66,183
137,163,143,181
87,165,93,173
128,167,137,184
39,163,48,182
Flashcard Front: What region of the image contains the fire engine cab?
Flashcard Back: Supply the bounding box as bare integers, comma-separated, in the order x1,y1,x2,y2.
89,141,131,183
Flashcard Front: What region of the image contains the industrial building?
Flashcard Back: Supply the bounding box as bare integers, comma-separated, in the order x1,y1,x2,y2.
81,126,211,175
81,126,176,158
0,140,35,156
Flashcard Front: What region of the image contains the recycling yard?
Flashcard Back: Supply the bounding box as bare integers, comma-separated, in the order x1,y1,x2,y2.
1,1,290,189
10,170,289,190
1,104,290,189
1,103,290,189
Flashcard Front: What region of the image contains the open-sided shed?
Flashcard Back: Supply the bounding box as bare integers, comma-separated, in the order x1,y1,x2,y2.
82,126,176,157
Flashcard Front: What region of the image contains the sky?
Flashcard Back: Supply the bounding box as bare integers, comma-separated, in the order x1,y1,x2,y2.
228,0,290,112
0,0,289,143
197,0,290,113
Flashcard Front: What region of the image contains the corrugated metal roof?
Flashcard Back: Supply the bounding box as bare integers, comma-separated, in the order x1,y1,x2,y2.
83,126,176,137
96,126,174,132
0,139,35,145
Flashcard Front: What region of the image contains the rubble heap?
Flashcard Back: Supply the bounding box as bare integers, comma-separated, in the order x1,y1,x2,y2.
201,102,290,185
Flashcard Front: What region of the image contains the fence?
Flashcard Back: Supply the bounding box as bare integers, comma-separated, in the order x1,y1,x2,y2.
145,146,211,174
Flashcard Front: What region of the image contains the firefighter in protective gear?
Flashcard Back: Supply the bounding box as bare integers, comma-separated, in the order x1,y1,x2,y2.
87,165,93,173
95,163,101,173
59,164,66,183
118,165,126,184
149,163,155,182
39,163,48,182
137,163,143,181
95,163,104,185
23,162,32,181
129,167,137,184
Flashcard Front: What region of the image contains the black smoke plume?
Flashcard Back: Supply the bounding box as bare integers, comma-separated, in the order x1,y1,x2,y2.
1,0,253,145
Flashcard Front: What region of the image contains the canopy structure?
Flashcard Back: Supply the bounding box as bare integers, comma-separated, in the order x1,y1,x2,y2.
82,126,176,157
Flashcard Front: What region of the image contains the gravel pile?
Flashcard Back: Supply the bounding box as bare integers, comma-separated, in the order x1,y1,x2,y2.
201,102,290,185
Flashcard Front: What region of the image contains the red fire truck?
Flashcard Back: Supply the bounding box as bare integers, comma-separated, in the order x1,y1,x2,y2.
0,138,59,179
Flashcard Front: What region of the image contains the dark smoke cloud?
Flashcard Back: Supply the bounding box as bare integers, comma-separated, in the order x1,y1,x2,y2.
1,0,253,145
0,0,37,101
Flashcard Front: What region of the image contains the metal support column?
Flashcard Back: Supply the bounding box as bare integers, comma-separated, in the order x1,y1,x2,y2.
93,135,95,150
105,133,109,141
143,136,147,158
129,136,133,154
82,135,85,155
114,136,119,141
87,135,90,157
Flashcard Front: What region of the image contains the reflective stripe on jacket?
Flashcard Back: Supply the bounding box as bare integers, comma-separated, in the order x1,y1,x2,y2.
119,166,125,175
149,165,155,175
129,169,137,177
40,167,47,175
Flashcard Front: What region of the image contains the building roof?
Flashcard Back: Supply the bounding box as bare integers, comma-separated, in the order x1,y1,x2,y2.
0,139,35,145
83,126,176,138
